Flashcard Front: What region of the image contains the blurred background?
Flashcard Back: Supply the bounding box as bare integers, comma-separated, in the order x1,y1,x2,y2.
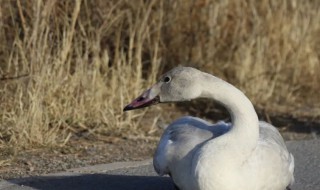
0,0,319,178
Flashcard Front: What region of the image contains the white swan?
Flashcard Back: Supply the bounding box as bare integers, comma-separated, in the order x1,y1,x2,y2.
124,67,294,190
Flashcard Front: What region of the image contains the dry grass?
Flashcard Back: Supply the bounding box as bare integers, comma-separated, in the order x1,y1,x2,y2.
0,0,319,155
0,0,163,150
163,0,320,115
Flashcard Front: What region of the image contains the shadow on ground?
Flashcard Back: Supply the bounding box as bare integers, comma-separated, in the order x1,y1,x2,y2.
9,174,175,190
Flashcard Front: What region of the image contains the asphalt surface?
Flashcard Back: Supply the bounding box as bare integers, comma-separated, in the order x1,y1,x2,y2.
0,139,319,190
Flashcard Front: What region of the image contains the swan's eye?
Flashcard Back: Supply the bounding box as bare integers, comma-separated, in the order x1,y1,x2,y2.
163,76,171,83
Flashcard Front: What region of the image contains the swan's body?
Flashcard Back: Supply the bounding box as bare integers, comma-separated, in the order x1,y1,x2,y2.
124,67,294,190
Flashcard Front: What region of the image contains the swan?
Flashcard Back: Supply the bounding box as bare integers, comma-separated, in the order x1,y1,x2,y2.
123,66,294,190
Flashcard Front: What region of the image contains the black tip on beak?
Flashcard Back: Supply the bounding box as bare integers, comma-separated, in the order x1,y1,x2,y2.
123,105,133,112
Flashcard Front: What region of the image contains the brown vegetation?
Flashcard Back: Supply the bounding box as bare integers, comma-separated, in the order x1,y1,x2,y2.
0,0,319,161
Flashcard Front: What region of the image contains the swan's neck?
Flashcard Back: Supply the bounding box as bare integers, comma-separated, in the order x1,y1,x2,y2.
200,73,259,155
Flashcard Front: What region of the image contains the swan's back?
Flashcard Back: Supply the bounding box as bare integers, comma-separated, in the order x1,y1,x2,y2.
153,116,230,176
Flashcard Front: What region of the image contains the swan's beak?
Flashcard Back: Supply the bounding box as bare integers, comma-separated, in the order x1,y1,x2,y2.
123,87,160,111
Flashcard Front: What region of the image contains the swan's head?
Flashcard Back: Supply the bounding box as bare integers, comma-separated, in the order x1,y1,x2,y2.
124,67,203,111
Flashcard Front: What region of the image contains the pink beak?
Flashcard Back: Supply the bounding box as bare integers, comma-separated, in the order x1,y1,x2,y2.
123,88,160,111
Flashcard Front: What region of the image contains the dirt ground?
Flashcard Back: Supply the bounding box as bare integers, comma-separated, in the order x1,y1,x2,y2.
0,138,157,179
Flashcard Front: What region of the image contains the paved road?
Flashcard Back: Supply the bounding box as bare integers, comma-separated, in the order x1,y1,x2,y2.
0,139,319,190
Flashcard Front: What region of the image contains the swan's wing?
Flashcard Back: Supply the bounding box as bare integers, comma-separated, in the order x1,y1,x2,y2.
153,116,230,175
258,121,295,184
